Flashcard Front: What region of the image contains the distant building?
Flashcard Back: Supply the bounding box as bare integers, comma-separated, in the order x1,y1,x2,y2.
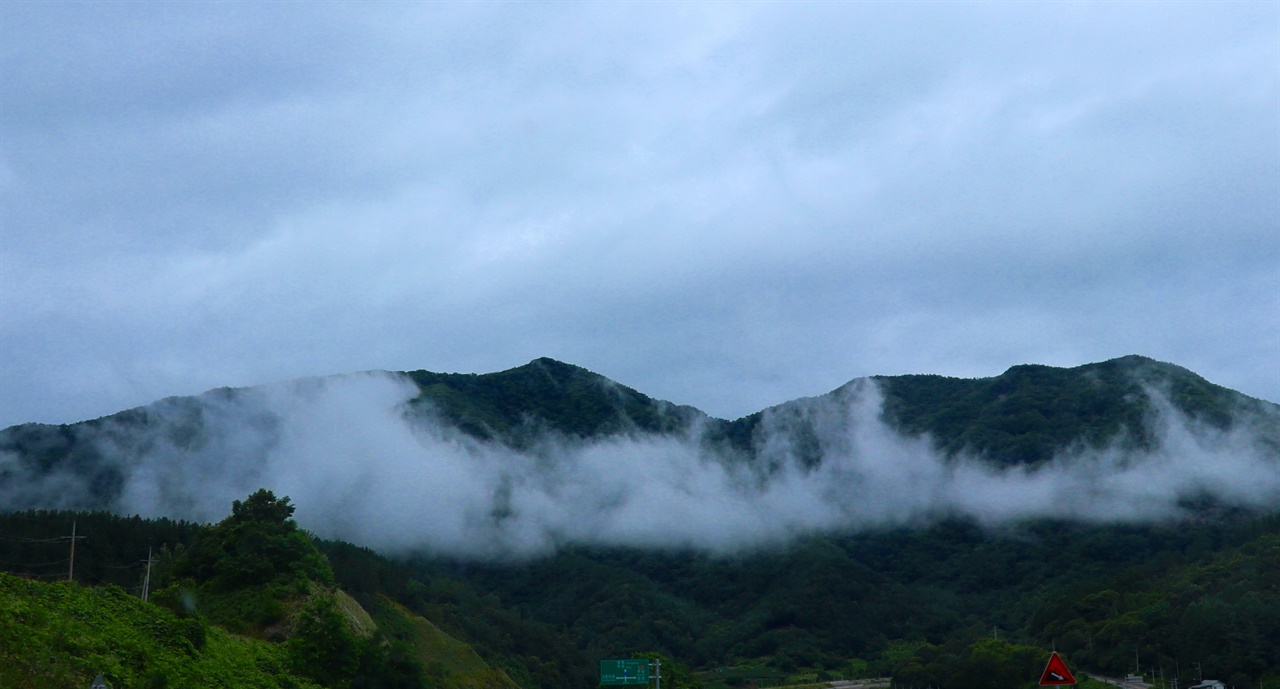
1188,681,1226,689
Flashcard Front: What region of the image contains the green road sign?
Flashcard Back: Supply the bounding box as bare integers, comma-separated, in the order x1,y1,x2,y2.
600,659,649,685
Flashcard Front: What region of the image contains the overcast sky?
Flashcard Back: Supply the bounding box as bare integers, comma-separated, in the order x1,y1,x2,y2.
2,2,1277,429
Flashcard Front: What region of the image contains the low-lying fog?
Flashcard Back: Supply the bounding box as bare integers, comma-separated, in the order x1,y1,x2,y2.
3,372,1277,558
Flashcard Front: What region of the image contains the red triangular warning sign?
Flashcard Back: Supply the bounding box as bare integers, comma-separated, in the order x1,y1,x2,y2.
1039,652,1077,685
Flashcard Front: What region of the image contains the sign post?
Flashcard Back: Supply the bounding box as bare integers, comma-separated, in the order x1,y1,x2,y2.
600,658,661,688
1039,652,1077,686
601,659,649,686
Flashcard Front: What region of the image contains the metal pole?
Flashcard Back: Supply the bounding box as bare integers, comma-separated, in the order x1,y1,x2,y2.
653,657,661,689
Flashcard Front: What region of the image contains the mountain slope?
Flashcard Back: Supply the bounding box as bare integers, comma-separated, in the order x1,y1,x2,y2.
404,357,705,445
0,571,321,689
719,354,1279,468
0,355,1275,538
877,355,1278,464
0,493,534,689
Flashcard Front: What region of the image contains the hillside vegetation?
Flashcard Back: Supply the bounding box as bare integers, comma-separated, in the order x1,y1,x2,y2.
0,569,322,689
2,495,1278,689
0,491,529,689
438,512,1280,689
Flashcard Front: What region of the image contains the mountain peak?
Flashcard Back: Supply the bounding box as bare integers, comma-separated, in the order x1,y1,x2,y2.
872,353,1272,465
402,359,698,444
505,357,605,387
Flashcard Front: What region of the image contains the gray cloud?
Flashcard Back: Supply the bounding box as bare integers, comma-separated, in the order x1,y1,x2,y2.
1,2,1277,429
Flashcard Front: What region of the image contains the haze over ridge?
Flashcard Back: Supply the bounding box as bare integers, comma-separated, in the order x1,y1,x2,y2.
1,356,1277,558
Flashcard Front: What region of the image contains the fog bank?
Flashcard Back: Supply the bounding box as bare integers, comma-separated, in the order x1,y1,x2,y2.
2,372,1277,558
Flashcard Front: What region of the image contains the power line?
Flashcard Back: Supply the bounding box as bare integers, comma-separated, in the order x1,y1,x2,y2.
0,556,71,567
102,559,149,569
0,531,69,543
28,570,73,581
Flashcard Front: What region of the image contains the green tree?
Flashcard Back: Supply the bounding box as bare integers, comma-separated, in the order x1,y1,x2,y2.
230,488,300,526
289,597,360,688
170,488,333,591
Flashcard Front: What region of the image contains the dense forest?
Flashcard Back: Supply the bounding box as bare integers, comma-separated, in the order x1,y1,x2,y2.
433,510,1280,688
2,499,1277,688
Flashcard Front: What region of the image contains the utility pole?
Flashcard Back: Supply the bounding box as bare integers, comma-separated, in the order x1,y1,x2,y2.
141,547,153,602
67,519,77,578
652,656,661,689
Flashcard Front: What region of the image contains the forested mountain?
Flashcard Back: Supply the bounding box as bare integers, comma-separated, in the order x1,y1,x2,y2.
402,357,705,445
1,355,1278,688
882,355,1278,462
2,354,1276,517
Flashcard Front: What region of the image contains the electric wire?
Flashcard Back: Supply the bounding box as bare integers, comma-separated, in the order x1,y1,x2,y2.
0,556,71,567
0,531,71,543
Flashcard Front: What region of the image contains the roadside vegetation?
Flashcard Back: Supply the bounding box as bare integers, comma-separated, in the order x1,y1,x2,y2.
2,494,1277,689
0,491,512,689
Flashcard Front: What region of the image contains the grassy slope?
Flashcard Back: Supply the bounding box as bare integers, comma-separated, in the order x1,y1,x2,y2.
0,571,523,689
367,596,519,689
0,571,320,689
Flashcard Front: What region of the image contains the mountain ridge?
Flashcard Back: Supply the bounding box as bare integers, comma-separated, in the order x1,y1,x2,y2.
3,353,1271,432
1,354,1276,533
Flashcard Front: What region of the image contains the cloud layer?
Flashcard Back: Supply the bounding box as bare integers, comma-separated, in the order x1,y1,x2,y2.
1,3,1277,430
3,373,1275,558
